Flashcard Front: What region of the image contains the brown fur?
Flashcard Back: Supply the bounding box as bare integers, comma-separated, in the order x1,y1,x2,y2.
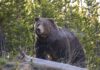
34,17,86,68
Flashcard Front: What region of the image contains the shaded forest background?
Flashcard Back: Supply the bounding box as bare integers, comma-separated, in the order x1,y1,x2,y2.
0,0,100,70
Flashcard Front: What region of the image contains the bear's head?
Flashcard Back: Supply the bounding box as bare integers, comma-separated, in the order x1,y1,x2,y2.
34,17,57,38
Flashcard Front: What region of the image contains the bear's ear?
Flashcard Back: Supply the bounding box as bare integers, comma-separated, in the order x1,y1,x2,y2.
48,18,54,24
48,18,57,28
35,17,39,22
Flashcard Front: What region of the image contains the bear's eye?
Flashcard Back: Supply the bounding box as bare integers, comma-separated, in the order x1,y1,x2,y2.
34,23,39,27
36,23,40,26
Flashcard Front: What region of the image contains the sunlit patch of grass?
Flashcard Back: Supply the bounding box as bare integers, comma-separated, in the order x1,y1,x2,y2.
0,58,7,69
0,58,7,65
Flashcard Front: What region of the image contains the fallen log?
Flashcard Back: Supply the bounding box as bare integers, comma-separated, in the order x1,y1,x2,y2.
16,51,87,70
3,50,87,70
24,58,87,70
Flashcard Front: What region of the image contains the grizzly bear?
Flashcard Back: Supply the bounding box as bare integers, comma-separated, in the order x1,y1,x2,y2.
34,17,86,67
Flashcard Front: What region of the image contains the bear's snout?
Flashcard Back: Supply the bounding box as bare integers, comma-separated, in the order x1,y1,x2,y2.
36,25,44,35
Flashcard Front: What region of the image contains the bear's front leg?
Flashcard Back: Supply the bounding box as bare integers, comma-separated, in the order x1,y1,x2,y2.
35,42,47,59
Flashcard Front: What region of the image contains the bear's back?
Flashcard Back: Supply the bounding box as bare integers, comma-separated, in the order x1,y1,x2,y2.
58,27,75,40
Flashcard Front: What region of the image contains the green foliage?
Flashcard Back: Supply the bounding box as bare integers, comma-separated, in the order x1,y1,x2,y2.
0,58,7,66
0,0,100,69
0,0,34,54
0,58,7,70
